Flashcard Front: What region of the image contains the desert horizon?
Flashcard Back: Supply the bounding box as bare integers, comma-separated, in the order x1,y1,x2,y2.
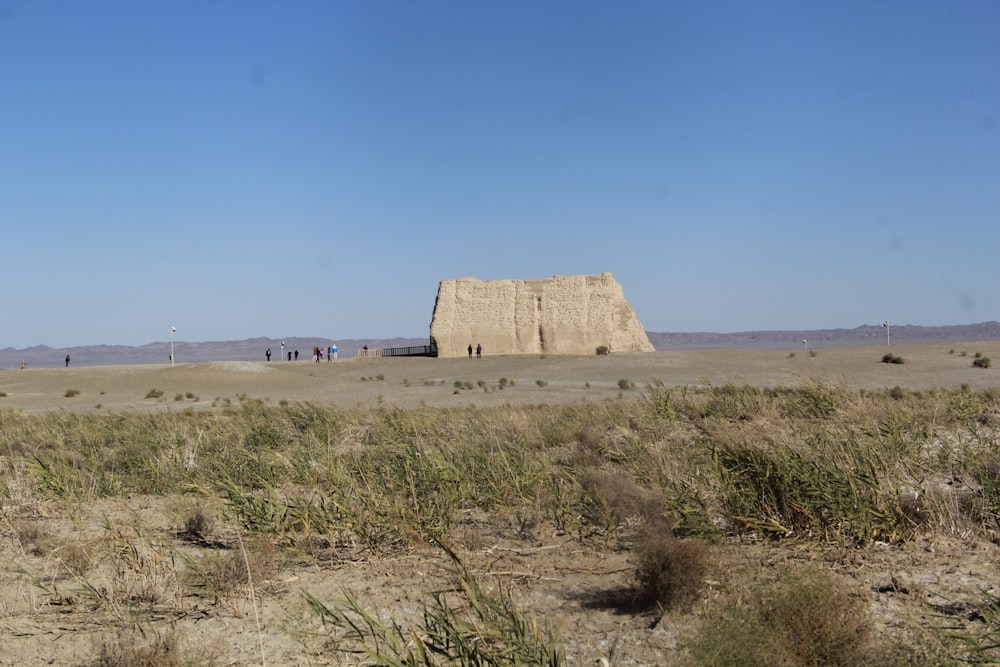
3,319,999,370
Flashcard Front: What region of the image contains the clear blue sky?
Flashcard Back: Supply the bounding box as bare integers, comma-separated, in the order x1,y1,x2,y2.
2,1,997,348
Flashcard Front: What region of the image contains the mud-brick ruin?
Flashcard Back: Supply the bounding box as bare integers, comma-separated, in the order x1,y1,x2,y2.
429,272,655,357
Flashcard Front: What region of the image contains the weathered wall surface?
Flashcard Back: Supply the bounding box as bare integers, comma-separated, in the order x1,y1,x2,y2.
429,273,655,357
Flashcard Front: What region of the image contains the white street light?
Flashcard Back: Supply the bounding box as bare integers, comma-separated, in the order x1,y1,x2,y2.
802,339,807,352
170,326,176,366
883,321,890,346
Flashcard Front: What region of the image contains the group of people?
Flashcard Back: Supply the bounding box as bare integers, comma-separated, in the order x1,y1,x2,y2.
310,346,338,362
467,343,482,359
266,344,338,362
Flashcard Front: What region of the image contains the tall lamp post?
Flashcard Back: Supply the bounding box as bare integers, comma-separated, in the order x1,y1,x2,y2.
170,326,176,367
883,321,890,347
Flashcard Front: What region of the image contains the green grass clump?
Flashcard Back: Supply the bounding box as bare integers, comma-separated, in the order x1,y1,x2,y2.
305,545,564,666
973,356,991,368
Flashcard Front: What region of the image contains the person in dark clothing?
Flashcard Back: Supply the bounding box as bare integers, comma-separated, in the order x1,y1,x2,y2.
294,350,299,361
266,348,271,362
65,354,70,367
476,343,482,359
468,344,473,359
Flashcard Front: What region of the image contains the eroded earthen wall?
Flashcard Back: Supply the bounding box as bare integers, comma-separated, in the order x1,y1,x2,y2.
429,273,655,357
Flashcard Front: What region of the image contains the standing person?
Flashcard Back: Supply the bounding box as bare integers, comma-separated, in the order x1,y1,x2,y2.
288,351,292,361
294,350,299,361
266,348,271,362
327,346,332,362
476,343,482,359
332,343,338,359
468,344,473,359
65,354,70,367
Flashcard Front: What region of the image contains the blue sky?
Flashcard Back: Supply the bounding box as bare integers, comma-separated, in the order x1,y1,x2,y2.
2,1,997,348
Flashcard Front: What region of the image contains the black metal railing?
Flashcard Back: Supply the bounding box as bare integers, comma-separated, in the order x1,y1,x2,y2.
359,342,438,358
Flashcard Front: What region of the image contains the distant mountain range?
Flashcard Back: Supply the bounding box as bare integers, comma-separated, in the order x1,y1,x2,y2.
3,323,999,369
646,321,1000,351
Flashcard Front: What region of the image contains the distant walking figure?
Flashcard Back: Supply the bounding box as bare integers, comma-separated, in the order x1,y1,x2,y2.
476,343,482,359
468,344,473,359
266,348,271,362
294,350,299,361
288,351,292,361
65,354,71,367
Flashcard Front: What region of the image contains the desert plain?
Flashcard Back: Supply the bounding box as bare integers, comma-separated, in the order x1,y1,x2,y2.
5,342,1000,414
1,343,999,665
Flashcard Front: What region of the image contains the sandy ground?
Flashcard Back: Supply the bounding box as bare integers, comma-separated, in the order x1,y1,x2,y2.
3,342,1000,414
2,344,999,665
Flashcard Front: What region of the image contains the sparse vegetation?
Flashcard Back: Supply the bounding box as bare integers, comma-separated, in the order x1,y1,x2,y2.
65,388,80,397
145,388,164,399
305,545,564,666
3,380,1000,663
973,356,991,368
596,345,610,356
882,352,905,364
617,378,635,390
535,379,548,387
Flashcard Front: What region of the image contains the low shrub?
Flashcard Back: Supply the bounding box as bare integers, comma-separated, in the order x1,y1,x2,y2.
688,564,876,666
881,353,905,364
633,534,708,610
973,356,992,369
86,629,213,667
181,506,215,543
596,345,610,356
